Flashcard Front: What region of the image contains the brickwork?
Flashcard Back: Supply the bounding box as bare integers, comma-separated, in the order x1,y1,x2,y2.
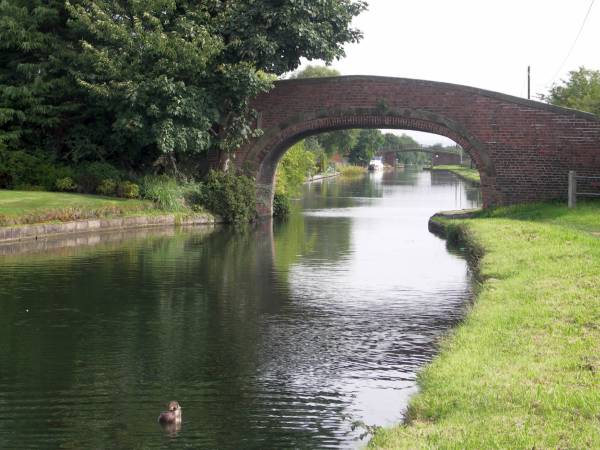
231,76,600,216
382,153,396,166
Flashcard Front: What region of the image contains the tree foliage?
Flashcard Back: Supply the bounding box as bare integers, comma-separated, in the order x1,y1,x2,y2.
289,65,341,79
0,0,367,176
0,1,88,157
382,132,430,165
542,67,600,116
200,170,256,223
275,141,316,196
318,129,358,156
348,129,384,165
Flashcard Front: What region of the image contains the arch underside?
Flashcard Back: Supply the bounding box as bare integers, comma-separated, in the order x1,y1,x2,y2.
240,109,494,215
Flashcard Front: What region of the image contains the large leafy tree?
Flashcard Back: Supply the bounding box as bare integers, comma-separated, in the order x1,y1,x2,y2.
348,129,384,165
66,0,233,170
0,1,94,159
542,67,600,117
318,129,358,157
1,0,367,173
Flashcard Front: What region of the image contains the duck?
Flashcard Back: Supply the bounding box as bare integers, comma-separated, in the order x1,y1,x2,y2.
158,400,182,425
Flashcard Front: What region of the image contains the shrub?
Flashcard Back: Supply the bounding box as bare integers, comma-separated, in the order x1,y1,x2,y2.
339,164,366,177
140,175,188,211
0,170,12,189
273,192,291,218
199,170,256,223
13,184,45,191
55,177,77,192
76,162,122,193
117,181,140,199
0,150,75,190
97,178,117,196
0,151,41,189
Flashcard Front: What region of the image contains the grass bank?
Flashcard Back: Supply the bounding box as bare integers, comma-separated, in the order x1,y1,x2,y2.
370,200,600,449
339,165,367,178
0,190,157,226
432,165,480,184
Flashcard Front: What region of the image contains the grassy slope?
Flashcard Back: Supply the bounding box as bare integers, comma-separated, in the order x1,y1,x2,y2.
0,190,155,226
339,165,367,177
370,201,600,449
432,165,480,184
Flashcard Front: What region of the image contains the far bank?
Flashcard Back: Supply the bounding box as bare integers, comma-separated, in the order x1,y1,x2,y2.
0,189,221,244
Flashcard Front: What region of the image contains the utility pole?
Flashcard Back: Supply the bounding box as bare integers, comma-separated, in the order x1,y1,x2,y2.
527,66,531,100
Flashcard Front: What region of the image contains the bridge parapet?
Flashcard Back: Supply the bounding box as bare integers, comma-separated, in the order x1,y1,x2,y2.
231,76,600,216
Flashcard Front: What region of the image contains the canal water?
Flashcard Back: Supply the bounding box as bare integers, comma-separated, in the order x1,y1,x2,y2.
0,169,480,449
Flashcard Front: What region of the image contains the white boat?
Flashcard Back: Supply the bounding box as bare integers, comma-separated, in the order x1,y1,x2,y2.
368,157,384,171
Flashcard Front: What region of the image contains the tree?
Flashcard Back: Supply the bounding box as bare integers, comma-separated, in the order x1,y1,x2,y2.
1,0,367,174
289,65,341,79
541,67,600,116
318,130,358,157
348,129,384,165
275,141,316,196
0,1,95,160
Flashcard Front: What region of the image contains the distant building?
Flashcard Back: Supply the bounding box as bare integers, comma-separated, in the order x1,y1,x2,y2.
382,152,397,166
330,153,345,165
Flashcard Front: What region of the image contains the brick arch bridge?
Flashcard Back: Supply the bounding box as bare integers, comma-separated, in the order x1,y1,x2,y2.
227,76,600,216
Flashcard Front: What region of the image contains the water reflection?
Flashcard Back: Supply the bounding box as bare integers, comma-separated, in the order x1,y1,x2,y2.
0,169,480,449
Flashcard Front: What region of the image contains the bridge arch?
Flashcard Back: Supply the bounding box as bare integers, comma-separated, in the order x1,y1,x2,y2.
231,76,600,216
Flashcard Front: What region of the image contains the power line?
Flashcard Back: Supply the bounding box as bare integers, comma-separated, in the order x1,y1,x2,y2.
546,0,596,87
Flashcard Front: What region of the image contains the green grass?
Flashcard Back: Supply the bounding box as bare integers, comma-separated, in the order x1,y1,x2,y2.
339,165,367,177
370,200,600,449
0,190,155,226
432,165,480,184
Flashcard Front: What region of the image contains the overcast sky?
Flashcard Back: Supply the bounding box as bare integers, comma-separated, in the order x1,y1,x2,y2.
294,0,600,145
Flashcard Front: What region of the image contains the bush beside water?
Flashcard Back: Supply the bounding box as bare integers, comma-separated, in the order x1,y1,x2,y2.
273,141,317,219
139,175,195,211
199,171,256,224
273,192,291,218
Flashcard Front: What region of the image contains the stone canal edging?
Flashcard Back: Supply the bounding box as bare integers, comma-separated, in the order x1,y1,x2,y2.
0,213,221,244
305,172,340,183
427,208,481,237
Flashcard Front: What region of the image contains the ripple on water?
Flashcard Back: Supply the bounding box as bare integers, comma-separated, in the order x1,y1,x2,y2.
0,170,480,448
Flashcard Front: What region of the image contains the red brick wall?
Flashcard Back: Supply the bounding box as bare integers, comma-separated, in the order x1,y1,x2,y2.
231,76,600,216
382,153,397,166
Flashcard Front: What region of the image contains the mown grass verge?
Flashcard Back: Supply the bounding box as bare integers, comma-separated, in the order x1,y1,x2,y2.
370,200,600,449
432,165,480,184
0,190,158,226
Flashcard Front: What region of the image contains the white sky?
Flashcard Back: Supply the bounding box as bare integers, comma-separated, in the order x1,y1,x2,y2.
294,0,600,146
